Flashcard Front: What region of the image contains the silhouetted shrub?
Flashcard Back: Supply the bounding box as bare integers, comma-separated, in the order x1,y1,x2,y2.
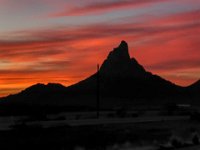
192,134,200,145
170,137,183,148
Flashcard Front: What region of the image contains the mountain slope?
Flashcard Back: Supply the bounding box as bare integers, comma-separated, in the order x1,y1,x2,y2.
67,41,181,100
0,40,199,112
186,80,200,98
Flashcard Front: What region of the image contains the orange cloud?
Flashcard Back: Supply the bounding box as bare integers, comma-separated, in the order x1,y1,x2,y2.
0,8,200,96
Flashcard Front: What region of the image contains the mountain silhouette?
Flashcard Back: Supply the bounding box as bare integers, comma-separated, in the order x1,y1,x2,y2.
67,41,180,101
188,80,200,90
186,80,200,98
0,41,200,114
100,41,147,78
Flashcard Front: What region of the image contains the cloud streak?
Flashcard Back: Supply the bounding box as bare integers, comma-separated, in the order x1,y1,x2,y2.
0,1,200,96
50,0,170,17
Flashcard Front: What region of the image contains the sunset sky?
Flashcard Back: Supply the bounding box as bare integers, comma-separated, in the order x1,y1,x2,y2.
0,0,200,96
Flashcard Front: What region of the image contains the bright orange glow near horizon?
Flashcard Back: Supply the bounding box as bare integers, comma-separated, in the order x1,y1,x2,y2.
0,0,200,97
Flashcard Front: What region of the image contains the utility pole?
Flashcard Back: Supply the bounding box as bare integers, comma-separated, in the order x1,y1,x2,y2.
96,64,100,119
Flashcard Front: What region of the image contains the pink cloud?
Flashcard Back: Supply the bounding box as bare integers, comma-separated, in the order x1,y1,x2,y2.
0,8,200,96
49,0,170,17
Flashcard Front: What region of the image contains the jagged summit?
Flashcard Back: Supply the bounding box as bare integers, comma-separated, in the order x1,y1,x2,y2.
103,40,130,63
99,40,147,78
114,40,130,60
119,40,128,47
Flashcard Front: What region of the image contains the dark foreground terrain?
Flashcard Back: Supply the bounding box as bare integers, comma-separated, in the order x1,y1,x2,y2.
1,117,200,150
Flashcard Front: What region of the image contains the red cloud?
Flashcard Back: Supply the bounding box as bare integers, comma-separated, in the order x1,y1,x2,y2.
0,8,200,96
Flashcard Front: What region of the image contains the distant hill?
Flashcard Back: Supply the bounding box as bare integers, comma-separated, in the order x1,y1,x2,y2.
188,80,200,90
186,80,200,98
0,41,200,114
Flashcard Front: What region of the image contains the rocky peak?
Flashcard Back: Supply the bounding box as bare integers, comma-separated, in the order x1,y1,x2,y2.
106,40,130,63
99,40,147,78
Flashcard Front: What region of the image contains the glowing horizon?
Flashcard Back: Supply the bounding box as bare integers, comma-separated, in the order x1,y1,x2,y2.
0,0,200,96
